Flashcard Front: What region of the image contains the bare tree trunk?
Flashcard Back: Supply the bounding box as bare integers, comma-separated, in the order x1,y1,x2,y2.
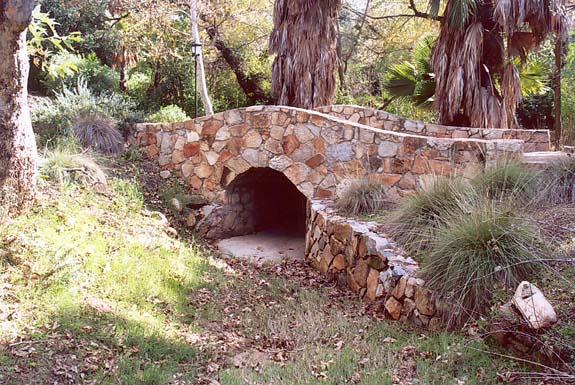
553,36,563,149
0,0,38,218
190,0,214,116
269,0,342,109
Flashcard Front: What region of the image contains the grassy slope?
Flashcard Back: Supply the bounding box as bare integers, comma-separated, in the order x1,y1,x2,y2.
0,160,531,384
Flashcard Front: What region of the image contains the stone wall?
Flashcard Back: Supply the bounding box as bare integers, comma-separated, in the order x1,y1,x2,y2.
315,105,551,152
306,200,442,329
133,105,525,203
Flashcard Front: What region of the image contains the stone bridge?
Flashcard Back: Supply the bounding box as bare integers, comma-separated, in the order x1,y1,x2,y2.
132,105,552,327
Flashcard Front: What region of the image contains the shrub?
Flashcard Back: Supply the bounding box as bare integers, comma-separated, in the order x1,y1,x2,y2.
147,105,191,123
72,112,124,155
43,52,120,95
387,177,473,256
421,201,547,327
473,160,538,201
33,79,141,147
40,145,107,187
538,156,575,204
336,179,390,216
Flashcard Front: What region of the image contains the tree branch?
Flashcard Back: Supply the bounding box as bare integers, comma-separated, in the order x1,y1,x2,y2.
343,1,442,22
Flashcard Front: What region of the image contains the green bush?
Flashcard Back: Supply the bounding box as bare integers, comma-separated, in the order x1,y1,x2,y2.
388,177,474,256
72,112,124,155
43,52,120,95
147,105,191,123
32,79,141,147
421,201,547,327
336,179,390,216
473,160,538,201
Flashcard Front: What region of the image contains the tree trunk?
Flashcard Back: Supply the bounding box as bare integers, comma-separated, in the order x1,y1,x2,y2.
0,0,38,218
205,23,271,105
269,0,342,109
553,36,563,149
190,0,214,116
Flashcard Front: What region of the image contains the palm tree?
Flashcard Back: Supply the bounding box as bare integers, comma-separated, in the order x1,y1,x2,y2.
384,35,551,113
269,0,342,109
430,0,567,128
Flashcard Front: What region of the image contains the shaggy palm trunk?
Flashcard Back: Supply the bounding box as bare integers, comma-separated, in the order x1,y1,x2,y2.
0,0,38,218
269,0,341,109
190,0,214,116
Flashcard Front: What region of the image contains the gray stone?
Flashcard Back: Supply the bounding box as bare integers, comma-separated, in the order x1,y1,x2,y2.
326,142,353,164
378,142,399,157
294,125,314,143
269,155,293,171
160,170,171,179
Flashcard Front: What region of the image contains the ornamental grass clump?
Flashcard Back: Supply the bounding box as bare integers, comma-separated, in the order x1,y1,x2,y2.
336,179,390,216
538,156,575,204
40,146,107,187
73,112,124,155
387,176,474,257
421,201,548,327
473,160,538,202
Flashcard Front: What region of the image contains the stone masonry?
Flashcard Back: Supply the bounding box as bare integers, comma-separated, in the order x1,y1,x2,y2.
306,200,441,329
315,105,551,152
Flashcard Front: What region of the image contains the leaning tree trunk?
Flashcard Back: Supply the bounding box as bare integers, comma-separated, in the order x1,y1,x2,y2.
190,0,214,116
269,0,341,109
0,0,38,218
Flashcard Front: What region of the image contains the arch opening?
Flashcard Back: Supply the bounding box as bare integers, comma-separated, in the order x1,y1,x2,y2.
217,167,308,262
225,167,307,235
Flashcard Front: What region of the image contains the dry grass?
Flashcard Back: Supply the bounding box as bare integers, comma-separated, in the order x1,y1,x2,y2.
336,179,391,216
73,112,124,155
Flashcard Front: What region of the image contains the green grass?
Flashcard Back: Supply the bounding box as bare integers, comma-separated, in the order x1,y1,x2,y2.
421,200,548,327
0,180,216,383
336,179,391,216
387,176,474,257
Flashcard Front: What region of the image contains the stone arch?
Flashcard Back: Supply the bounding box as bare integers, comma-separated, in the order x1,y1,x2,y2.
221,167,308,237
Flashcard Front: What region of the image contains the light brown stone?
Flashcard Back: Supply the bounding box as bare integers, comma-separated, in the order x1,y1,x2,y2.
189,176,202,190
331,254,346,271
353,259,370,288
283,163,309,185
306,154,325,168
194,164,213,179
366,268,380,302
202,120,224,136
183,143,201,158
414,287,435,316
243,131,263,148
229,124,250,137
385,296,402,320
392,276,407,299
282,135,300,155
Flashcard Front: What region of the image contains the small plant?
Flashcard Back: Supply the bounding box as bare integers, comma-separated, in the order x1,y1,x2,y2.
123,146,143,162
40,146,107,186
538,156,575,204
72,112,124,154
421,201,547,327
336,179,390,216
388,177,473,256
473,160,538,201
147,105,191,123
